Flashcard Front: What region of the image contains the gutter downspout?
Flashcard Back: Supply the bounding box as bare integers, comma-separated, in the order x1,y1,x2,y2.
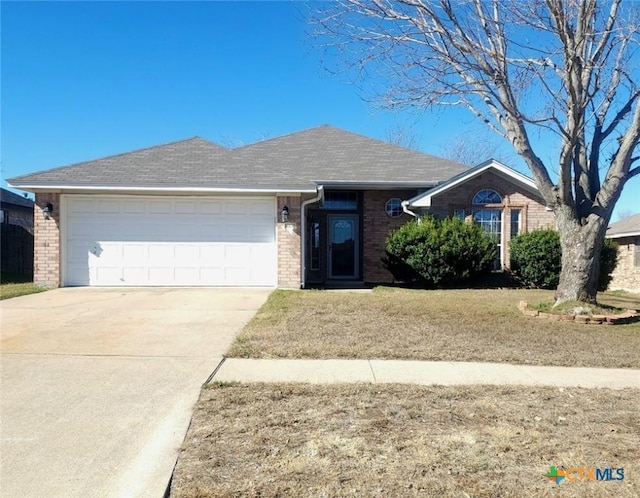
300,186,325,289
401,200,418,218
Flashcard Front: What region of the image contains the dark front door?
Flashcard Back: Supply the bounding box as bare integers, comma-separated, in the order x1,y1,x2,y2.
328,214,359,279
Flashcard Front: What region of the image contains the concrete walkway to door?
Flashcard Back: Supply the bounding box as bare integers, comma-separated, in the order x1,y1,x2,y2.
0,287,270,498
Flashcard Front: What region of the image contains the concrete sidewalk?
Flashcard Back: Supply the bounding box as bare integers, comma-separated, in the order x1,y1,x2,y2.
214,358,640,389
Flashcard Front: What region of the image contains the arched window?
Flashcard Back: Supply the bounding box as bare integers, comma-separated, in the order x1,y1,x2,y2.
472,189,502,205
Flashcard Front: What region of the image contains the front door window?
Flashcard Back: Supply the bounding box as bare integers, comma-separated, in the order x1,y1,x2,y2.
328,215,359,278
473,209,502,270
472,189,503,270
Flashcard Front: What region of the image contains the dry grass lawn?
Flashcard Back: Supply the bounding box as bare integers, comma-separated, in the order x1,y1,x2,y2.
228,288,640,368
171,383,640,498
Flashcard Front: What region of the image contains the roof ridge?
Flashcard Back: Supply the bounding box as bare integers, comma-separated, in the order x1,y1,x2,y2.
230,125,468,166
347,129,467,161
231,125,335,151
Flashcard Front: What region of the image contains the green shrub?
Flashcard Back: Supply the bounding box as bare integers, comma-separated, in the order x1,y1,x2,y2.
598,238,619,292
509,229,618,291
509,230,561,289
383,216,496,287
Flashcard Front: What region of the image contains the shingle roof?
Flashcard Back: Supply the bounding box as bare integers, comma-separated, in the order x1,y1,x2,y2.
607,213,640,238
8,126,469,191
229,126,468,188
8,137,231,189
1,187,34,209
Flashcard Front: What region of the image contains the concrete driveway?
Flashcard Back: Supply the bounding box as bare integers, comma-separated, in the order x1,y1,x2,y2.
0,287,270,498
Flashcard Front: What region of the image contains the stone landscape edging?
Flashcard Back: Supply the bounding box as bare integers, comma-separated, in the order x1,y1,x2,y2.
518,301,639,325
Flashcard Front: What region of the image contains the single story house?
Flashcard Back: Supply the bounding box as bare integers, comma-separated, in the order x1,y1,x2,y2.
8,126,554,288
606,213,640,293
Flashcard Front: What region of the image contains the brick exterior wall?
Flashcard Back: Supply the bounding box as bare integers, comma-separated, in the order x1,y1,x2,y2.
363,190,418,283
277,195,301,288
429,171,553,228
428,171,555,268
608,236,640,292
34,193,61,288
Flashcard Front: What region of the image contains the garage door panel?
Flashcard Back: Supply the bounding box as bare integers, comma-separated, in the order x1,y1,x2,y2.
174,201,198,214
175,267,199,282
122,244,146,260
68,221,103,238
122,267,147,282
148,201,171,214
174,245,199,260
67,265,90,285
123,200,146,214
225,267,250,283
148,245,173,263
68,199,95,213
95,242,123,259
170,224,209,240
225,245,250,264
200,245,224,260
95,266,122,284
68,241,91,261
97,200,120,214
225,201,247,215
249,202,272,215
64,195,277,286
200,202,223,215
200,267,224,281
148,266,173,282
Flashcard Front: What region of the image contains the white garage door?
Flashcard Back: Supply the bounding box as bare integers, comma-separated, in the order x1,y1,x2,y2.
64,195,277,286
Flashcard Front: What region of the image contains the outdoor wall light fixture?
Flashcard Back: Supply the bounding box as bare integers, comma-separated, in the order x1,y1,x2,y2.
43,203,54,220
281,205,289,223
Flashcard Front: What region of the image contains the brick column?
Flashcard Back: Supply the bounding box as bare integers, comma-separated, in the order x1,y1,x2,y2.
34,193,61,287
277,195,301,288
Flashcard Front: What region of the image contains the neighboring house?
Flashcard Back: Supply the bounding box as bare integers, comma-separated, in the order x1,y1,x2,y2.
7,126,554,288
1,187,34,232
606,213,640,293
1,188,35,276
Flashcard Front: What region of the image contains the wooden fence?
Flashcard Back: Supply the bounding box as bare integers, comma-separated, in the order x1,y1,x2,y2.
1,224,34,277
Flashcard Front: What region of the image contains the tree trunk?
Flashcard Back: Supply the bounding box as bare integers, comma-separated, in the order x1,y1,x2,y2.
554,207,609,305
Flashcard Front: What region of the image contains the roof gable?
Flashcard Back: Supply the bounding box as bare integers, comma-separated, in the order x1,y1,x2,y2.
407,159,540,208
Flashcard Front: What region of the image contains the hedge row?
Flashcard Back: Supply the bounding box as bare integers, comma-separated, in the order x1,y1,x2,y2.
383,219,618,291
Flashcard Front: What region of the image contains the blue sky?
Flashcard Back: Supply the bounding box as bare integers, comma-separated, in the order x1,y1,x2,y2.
1,1,637,218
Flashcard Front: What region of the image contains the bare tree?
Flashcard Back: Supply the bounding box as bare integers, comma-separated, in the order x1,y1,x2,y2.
313,0,640,304
439,131,514,165
215,134,245,148
385,122,420,149
615,209,637,221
